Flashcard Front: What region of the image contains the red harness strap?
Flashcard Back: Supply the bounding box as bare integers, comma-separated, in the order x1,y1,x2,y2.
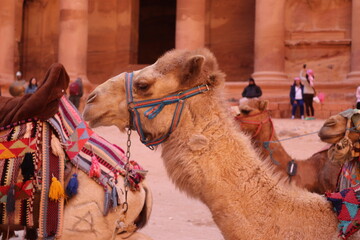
235,110,274,142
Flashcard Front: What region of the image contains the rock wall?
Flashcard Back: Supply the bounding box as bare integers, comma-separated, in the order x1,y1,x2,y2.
284,0,352,82
14,0,354,86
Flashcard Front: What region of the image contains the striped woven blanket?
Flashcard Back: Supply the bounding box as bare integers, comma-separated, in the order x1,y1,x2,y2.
48,96,146,191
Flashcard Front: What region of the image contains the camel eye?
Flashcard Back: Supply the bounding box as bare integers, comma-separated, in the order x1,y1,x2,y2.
135,81,150,91
241,109,251,115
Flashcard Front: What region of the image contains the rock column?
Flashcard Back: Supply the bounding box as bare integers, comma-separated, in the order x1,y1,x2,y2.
252,0,287,82
347,0,360,82
175,0,206,50
58,0,89,83
0,0,16,84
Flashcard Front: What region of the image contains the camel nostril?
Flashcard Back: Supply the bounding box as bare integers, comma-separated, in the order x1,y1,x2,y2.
87,92,97,104
323,119,336,128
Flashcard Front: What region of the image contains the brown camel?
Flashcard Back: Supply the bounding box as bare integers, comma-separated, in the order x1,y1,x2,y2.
318,110,360,145
83,48,352,239
233,99,341,193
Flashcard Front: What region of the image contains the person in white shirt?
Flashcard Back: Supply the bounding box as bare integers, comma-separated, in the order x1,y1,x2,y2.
300,64,315,120
289,77,304,119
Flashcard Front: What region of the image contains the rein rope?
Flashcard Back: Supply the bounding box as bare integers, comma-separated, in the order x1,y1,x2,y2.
125,72,210,148
236,110,279,165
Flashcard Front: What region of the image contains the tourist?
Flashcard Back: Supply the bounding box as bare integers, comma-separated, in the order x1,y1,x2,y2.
289,77,304,120
356,86,360,109
300,64,315,120
25,77,38,94
69,77,83,109
240,77,262,105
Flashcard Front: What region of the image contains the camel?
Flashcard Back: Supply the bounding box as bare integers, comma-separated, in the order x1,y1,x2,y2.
0,105,152,240
318,109,360,145
318,109,360,190
233,99,341,193
83,48,353,239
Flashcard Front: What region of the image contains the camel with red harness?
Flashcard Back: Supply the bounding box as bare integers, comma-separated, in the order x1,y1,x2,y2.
233,98,341,193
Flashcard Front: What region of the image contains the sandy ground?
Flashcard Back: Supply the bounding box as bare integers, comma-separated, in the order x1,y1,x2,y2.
11,118,329,240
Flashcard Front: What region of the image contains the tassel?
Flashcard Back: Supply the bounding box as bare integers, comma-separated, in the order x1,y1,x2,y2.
25,227,38,240
111,185,119,208
49,176,65,201
21,152,35,181
65,173,79,198
89,155,101,178
103,189,111,216
6,184,16,214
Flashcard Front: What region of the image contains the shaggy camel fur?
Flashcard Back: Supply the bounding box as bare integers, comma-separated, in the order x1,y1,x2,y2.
234,99,341,193
83,48,354,239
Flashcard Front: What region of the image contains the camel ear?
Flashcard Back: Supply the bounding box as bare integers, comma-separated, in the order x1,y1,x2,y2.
259,100,269,111
182,55,205,84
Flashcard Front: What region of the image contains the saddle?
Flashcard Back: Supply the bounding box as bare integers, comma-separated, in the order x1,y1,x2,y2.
0,63,69,127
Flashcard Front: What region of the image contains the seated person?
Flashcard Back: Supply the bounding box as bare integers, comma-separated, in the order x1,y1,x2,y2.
239,78,262,104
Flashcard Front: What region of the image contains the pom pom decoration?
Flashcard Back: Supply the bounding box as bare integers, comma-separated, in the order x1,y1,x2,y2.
89,155,101,178
49,176,65,201
65,173,79,198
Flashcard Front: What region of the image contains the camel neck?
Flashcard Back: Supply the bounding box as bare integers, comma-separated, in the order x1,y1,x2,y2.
258,129,293,172
160,95,337,239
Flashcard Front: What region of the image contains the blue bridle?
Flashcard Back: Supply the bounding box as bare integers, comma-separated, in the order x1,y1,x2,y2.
125,72,210,148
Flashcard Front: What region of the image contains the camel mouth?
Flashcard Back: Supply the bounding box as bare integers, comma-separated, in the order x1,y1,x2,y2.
318,131,345,143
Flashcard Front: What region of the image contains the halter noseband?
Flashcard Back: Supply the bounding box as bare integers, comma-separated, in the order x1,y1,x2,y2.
235,110,274,141
125,72,210,148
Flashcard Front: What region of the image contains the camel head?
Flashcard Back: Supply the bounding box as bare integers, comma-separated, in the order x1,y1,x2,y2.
234,99,269,135
318,109,360,144
83,48,225,145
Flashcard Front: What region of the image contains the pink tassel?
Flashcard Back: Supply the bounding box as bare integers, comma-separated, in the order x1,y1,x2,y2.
89,155,101,178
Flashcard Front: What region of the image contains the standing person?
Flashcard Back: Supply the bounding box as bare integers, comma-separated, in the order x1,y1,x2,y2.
69,77,83,109
9,71,26,96
300,64,315,120
240,77,262,104
356,86,360,109
289,77,304,120
25,77,38,94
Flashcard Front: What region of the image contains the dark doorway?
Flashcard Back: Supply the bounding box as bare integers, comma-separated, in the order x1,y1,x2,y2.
138,0,176,64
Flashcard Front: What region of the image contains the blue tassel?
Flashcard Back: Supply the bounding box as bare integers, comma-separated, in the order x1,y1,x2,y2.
103,189,111,216
111,186,119,208
65,173,79,198
6,184,15,214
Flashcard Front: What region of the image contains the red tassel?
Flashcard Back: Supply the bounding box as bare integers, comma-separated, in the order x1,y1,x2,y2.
89,155,101,178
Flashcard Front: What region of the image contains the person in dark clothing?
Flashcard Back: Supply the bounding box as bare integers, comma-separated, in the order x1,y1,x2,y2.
25,77,38,94
69,77,83,109
242,78,262,98
289,77,304,120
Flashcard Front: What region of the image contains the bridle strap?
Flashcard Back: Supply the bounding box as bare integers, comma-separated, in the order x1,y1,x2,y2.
125,72,209,148
235,110,274,141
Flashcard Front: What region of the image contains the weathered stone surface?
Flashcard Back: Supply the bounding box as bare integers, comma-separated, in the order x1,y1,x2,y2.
0,0,357,117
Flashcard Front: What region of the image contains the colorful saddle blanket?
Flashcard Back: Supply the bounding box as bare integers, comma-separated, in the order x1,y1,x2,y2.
327,185,360,240
0,96,147,239
48,96,146,191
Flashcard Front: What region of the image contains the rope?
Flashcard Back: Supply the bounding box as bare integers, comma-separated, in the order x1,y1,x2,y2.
264,122,360,145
